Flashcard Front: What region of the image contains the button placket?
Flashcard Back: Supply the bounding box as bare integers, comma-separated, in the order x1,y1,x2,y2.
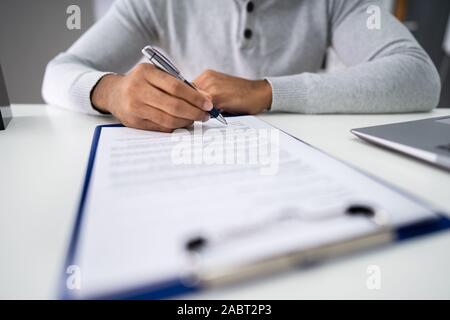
241,1,256,48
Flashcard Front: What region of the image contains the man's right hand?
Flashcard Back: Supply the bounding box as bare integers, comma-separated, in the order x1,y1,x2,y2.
91,63,213,132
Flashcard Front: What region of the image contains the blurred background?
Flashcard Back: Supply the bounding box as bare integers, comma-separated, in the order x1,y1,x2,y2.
0,0,449,107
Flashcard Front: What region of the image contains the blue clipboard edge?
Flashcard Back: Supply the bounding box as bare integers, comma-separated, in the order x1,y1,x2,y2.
60,124,197,300
60,121,450,300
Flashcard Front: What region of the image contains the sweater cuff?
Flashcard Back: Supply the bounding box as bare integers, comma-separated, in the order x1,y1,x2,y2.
265,74,309,113
69,71,114,115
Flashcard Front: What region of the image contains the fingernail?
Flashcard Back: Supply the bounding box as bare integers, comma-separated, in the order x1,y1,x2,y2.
202,114,210,122
203,100,213,111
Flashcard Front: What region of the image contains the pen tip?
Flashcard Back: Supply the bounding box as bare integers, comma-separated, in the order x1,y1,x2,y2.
218,115,228,125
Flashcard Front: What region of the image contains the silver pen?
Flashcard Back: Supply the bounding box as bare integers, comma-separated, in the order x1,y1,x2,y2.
142,46,227,125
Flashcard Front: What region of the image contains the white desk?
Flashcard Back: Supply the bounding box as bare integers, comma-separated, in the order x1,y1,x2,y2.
1,104,450,299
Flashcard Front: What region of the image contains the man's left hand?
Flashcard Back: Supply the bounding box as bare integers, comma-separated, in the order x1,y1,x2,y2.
193,70,272,115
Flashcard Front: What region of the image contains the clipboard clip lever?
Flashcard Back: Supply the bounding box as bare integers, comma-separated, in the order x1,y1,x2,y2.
185,203,390,254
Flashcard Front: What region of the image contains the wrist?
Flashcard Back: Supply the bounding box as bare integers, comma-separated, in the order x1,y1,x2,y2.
91,74,123,114
253,79,273,113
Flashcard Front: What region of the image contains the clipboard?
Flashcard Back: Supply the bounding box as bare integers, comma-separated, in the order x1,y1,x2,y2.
61,121,450,300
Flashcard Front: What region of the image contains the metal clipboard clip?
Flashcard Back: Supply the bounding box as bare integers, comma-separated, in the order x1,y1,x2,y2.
180,202,392,288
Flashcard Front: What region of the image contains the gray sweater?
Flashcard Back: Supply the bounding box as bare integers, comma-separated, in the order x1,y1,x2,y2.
42,0,441,115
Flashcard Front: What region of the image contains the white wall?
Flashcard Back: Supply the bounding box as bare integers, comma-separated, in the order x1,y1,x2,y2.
0,0,96,103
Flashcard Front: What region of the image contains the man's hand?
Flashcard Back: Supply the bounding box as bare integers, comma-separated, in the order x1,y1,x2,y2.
193,70,272,115
91,63,213,132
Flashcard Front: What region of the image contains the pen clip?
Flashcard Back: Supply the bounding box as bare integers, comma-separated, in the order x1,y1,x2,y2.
142,46,181,75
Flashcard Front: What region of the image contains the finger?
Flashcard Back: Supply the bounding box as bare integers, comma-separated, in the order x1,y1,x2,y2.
120,114,174,132
197,89,212,101
132,103,193,130
133,118,174,133
142,86,209,122
145,67,213,111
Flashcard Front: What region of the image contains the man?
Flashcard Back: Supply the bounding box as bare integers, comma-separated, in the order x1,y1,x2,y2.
42,0,441,132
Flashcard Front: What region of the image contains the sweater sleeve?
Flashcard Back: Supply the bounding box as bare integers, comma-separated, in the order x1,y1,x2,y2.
266,0,441,114
42,0,162,115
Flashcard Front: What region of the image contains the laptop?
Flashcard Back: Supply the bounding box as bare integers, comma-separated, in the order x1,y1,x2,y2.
0,63,12,130
351,116,450,171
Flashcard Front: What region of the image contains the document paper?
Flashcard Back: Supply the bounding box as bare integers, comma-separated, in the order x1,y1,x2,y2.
71,116,437,298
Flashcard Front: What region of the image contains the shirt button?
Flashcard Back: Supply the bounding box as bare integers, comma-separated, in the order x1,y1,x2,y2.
246,1,254,13
244,28,253,39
